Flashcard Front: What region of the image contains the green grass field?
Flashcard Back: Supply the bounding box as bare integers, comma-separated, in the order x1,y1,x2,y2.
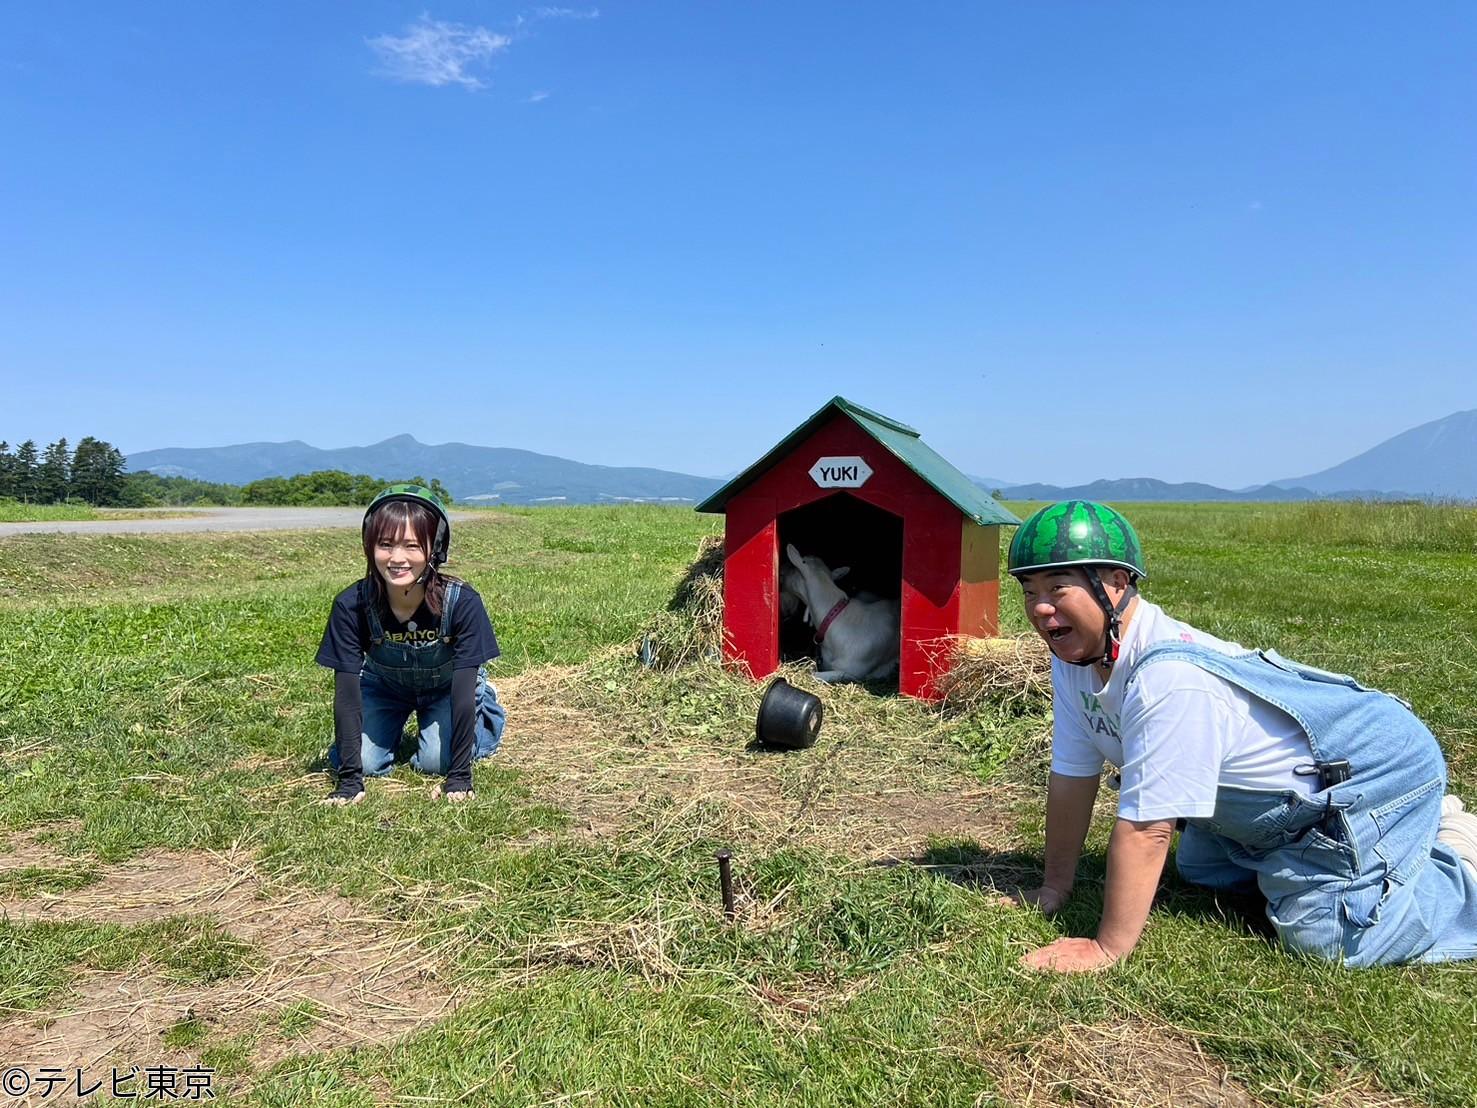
0,500,203,523
0,499,102,522
1,502,1474,1106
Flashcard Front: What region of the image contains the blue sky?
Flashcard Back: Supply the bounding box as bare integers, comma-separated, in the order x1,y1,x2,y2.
2,3,1472,487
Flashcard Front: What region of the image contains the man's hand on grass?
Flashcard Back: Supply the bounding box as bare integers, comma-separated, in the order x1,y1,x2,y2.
430,783,475,803
1019,937,1120,974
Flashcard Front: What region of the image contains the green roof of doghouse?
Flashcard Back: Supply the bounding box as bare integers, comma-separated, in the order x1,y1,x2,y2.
696,396,1021,527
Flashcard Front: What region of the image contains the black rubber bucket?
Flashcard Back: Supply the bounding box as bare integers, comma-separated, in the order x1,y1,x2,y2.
756,678,824,750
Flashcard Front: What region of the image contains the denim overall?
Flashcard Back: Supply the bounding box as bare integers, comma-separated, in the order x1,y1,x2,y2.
1129,642,1477,966
332,580,505,777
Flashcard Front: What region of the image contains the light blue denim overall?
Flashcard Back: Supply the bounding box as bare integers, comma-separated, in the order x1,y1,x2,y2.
1130,642,1477,966
330,580,505,776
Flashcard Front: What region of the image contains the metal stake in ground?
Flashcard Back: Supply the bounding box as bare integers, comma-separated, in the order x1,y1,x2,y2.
715,849,736,920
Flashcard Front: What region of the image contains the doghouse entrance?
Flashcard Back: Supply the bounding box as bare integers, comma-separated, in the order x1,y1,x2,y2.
777,493,903,671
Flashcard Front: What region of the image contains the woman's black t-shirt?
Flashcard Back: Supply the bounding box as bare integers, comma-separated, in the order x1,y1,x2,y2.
315,580,499,673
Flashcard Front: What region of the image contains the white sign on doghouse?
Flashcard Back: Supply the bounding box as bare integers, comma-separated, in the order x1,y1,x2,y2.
809,456,873,488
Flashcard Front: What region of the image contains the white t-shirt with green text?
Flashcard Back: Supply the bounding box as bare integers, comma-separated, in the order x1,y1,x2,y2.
1049,599,1315,822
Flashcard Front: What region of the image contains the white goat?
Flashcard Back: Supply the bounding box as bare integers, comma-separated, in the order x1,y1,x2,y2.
783,544,899,683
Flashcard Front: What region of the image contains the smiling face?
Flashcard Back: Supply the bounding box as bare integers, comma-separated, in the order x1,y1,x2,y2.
363,500,437,598
373,524,428,592
1017,566,1123,665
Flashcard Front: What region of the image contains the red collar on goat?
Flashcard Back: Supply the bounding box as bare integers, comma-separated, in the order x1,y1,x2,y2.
813,598,850,644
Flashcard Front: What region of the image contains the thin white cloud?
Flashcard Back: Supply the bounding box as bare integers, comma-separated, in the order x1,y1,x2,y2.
526,90,551,103
367,16,511,90
514,6,599,28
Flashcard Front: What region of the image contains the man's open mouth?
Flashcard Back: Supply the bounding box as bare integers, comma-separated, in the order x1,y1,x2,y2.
1047,627,1072,642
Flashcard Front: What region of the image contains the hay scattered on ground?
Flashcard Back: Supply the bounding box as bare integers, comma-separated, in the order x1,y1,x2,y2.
982,1018,1422,1108
489,538,1056,860
986,1019,1264,1107
498,659,1035,862
0,833,455,1100
937,633,1052,715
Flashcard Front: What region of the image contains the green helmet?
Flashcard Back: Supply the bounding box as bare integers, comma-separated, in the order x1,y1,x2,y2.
363,484,451,566
1007,500,1146,581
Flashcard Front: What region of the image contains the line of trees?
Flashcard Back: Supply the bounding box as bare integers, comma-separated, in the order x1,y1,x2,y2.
120,472,245,507
0,437,128,505
241,471,451,506
1,437,452,508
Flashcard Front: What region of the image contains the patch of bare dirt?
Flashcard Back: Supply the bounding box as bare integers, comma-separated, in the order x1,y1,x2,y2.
0,836,455,1102
496,669,1030,861
983,1020,1420,1108
987,1020,1265,1107
0,824,76,874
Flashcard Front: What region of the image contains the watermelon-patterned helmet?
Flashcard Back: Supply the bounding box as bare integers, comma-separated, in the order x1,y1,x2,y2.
1007,500,1146,581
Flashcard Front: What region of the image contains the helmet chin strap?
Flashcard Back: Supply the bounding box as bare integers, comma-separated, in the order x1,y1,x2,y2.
1060,568,1137,670
388,564,434,598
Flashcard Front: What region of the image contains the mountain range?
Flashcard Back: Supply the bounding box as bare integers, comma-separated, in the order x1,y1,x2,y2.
127,409,1477,505
127,435,721,506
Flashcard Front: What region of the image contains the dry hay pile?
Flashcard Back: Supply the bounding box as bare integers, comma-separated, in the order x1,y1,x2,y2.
638,534,727,671
937,633,1052,715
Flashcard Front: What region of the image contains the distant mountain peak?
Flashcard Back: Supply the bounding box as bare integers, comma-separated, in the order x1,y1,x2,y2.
1270,408,1477,498
371,433,422,447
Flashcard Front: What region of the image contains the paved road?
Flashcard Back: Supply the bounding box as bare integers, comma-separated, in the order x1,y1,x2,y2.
0,507,476,537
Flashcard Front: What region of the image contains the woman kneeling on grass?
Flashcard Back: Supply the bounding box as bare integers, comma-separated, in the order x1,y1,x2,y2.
1002,500,1477,971
317,485,506,805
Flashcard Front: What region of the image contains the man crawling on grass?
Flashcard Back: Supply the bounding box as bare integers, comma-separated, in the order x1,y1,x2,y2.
1001,500,1477,972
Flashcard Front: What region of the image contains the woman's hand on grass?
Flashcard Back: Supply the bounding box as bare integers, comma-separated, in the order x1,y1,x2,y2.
321,781,365,806
999,885,1070,915
1019,937,1119,973
430,783,475,803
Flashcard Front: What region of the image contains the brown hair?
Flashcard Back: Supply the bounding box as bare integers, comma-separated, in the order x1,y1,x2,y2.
362,499,459,617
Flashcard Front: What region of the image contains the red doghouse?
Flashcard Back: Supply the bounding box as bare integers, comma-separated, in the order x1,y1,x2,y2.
697,397,1020,700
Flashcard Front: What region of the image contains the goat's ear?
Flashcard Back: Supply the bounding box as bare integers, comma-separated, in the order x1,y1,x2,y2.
785,544,804,569
831,566,851,582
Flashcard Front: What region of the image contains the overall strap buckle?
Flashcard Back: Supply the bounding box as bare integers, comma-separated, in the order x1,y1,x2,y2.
439,581,462,645
360,580,386,646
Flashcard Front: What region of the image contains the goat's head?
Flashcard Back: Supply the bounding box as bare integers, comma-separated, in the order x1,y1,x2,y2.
783,544,850,624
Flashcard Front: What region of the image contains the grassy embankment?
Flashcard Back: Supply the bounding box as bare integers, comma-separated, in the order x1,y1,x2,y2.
1,501,1474,1106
